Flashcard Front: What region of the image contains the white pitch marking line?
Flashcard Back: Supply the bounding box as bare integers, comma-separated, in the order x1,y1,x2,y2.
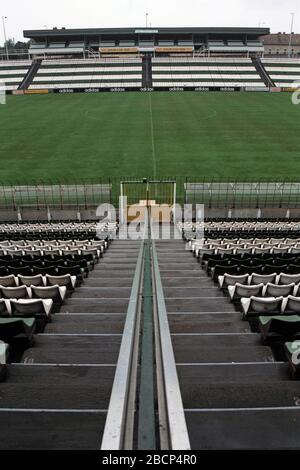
149,93,157,178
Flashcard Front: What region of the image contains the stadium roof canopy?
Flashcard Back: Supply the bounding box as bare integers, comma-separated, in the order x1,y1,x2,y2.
24,27,269,57
24,26,270,40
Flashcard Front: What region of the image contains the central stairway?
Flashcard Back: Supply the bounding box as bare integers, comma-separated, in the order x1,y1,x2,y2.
3,222,300,449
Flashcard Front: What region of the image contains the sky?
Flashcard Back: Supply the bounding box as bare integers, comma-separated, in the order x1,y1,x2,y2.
1,0,300,43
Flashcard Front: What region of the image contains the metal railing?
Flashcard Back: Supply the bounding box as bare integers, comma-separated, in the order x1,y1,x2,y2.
0,182,112,210
101,214,190,450
1,178,300,211
138,209,156,449
184,180,300,209
101,237,145,450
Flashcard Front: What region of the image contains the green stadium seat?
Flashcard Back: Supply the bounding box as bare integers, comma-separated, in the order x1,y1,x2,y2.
285,341,300,378
0,317,36,342
259,315,300,341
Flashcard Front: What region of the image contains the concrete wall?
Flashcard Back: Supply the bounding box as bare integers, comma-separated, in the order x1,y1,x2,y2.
0,207,297,222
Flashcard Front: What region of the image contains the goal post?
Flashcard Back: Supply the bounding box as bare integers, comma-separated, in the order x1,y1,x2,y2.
120,179,176,223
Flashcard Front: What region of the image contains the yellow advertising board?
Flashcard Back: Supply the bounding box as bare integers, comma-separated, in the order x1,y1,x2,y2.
100,47,139,54
155,47,194,53
24,89,49,95
281,87,299,92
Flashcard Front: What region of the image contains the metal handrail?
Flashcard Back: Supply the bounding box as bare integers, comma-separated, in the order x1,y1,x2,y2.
101,229,146,450
151,233,191,450
138,209,156,449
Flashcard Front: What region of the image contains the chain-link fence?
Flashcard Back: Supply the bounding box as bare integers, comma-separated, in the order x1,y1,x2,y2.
0,178,300,210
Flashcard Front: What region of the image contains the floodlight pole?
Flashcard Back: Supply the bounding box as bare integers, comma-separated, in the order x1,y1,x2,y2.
2,16,8,60
288,12,295,58
146,13,149,28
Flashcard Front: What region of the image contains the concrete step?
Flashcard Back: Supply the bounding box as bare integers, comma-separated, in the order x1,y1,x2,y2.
160,270,207,278
82,277,133,288
164,287,224,298
185,408,300,450
162,277,212,287
104,253,139,258
156,242,187,246
166,298,235,313
156,254,194,260
46,314,125,334
109,241,141,246
97,263,136,269
60,298,128,313
177,363,300,409
22,335,122,364
156,250,190,255
102,258,138,263
158,263,202,270
168,313,249,333
172,333,274,363
0,364,115,409
88,271,135,279
85,278,133,287
0,410,106,449
71,287,132,299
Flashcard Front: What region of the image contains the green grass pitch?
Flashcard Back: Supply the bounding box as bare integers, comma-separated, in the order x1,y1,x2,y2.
0,91,299,183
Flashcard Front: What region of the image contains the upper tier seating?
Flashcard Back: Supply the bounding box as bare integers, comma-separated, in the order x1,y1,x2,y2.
152,57,266,88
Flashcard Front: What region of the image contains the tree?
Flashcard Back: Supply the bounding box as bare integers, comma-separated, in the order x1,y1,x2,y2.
14,41,30,50
3,38,15,49
2,38,30,50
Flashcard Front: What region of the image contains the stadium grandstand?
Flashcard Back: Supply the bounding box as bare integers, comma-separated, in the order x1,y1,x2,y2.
0,27,299,92
1,18,300,454
23,26,268,58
